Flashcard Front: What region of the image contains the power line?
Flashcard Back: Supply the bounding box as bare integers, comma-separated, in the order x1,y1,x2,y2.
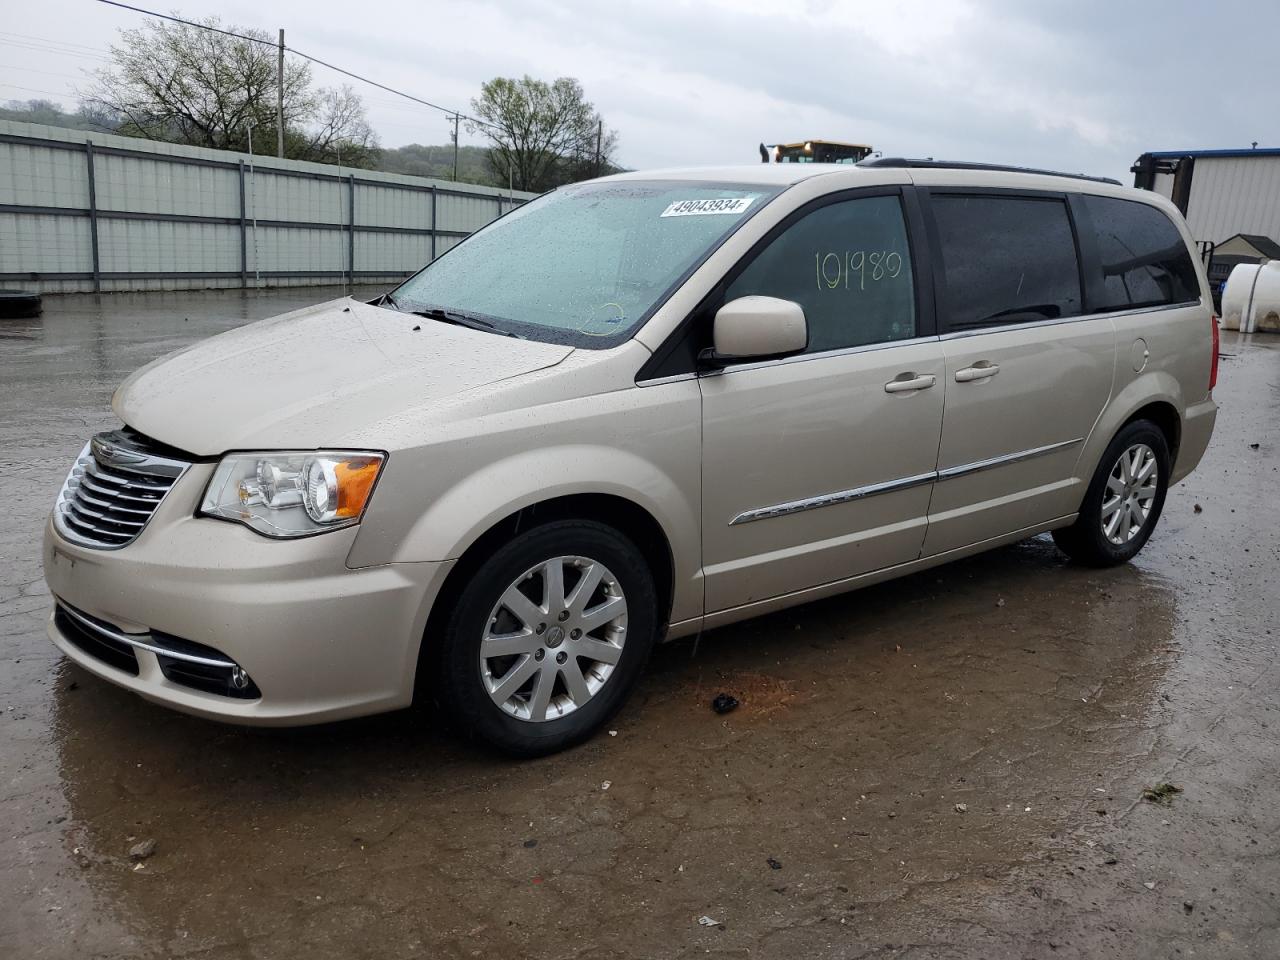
0,65,93,84
284,43,496,132
0,83,75,99
94,0,498,131
96,1,273,46
0,37,111,62
0,31,111,54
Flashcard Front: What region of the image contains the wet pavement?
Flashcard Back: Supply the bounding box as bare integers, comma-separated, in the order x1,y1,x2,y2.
2,288,1278,959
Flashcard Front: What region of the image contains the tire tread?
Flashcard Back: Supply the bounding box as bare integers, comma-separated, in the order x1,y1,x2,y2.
1053,420,1170,567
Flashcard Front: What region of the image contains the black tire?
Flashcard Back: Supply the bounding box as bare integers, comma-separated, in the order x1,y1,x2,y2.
0,290,42,319
1052,420,1170,567
434,520,657,757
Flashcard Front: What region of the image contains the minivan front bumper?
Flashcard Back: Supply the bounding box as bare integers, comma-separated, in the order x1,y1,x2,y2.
43,510,450,725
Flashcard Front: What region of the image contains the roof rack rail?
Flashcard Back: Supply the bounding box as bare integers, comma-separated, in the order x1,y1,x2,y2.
859,157,1122,186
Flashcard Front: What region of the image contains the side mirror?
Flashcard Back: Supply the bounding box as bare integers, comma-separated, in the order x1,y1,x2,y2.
701,296,808,366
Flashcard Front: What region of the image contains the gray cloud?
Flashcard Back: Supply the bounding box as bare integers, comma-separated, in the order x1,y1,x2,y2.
6,0,1276,184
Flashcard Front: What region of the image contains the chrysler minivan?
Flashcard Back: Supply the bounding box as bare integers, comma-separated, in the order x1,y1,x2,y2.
43,159,1218,755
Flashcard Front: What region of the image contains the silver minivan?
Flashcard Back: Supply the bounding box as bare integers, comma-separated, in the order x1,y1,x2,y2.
44,159,1218,755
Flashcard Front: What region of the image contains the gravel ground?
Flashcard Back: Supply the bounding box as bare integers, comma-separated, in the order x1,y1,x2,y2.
1,287,1277,959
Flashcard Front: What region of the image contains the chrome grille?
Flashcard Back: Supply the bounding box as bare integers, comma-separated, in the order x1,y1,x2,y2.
54,429,191,549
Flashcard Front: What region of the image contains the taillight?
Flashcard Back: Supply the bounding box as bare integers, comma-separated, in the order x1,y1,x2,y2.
1209,314,1220,392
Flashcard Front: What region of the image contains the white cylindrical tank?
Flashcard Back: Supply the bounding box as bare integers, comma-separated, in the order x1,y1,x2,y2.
1222,261,1280,333
1222,263,1259,331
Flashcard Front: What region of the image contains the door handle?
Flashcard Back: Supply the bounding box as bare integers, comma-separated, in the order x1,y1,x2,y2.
884,373,937,394
955,361,1000,382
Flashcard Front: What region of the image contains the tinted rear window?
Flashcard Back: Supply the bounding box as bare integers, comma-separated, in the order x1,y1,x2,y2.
1082,195,1200,310
932,195,1082,330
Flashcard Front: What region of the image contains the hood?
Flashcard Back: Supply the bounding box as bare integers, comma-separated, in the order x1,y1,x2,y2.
114,298,574,456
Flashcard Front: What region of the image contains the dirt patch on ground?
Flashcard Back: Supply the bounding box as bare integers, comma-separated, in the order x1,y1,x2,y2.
695,669,801,719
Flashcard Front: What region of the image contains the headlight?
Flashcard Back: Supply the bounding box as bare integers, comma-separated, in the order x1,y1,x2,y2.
199,451,386,538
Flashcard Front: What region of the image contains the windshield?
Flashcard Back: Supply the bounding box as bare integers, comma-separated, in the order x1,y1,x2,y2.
390,180,778,347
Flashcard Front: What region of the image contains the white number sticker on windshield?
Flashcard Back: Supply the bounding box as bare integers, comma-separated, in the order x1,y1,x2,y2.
660,198,754,218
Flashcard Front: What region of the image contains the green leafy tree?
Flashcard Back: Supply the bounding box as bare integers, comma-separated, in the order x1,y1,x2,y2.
82,17,377,167
469,76,617,192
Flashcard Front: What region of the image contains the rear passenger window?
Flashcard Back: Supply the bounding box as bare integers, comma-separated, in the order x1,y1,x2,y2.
724,195,915,353
1082,195,1200,310
932,195,1082,330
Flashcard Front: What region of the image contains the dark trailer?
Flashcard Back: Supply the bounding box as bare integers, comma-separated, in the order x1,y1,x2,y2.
760,140,873,164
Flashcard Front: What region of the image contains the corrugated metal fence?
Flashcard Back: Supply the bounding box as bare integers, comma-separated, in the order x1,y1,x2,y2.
0,119,536,294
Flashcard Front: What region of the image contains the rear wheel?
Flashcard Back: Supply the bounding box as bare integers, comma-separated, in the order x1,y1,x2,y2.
435,520,657,756
1052,420,1170,566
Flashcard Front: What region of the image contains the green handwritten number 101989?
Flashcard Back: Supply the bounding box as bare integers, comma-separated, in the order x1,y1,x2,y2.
814,250,904,291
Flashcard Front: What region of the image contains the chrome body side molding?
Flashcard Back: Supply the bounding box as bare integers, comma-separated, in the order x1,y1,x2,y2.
728,438,1083,525
729,471,936,525
934,437,1083,480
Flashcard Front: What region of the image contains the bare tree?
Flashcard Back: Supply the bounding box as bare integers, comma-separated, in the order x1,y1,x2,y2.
290,86,377,167
82,17,378,166
469,76,617,192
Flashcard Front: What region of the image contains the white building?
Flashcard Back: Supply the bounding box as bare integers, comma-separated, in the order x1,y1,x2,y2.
1132,148,1280,251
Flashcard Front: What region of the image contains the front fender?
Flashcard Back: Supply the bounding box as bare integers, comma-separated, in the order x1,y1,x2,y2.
415,442,692,552
349,367,705,623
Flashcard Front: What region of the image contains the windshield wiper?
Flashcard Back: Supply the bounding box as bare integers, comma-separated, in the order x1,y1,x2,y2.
410,305,521,338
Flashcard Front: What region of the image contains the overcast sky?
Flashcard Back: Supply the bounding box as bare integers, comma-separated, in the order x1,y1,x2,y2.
3,0,1275,183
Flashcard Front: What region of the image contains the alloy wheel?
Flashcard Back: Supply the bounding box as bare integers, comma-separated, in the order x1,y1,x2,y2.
479,555,628,722
1101,442,1159,546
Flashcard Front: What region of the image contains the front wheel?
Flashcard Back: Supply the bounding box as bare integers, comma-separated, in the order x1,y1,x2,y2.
435,520,657,757
1052,420,1170,566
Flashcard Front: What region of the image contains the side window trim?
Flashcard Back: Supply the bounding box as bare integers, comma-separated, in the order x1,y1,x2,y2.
1066,192,1106,314
938,299,1196,341
919,186,1086,337
901,185,937,340
636,185,936,382
1063,192,1092,314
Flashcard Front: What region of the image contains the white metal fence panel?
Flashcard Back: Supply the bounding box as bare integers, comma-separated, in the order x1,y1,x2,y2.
97,219,242,274
438,191,506,234
356,231,433,275
356,181,433,230
0,119,535,294
0,212,90,274
0,139,90,208
94,151,241,219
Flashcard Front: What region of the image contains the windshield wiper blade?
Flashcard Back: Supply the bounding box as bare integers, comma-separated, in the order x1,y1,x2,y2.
411,306,521,338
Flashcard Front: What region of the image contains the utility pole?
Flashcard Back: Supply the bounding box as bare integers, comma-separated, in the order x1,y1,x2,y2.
246,122,260,286
594,118,603,178
276,29,285,158
451,114,460,181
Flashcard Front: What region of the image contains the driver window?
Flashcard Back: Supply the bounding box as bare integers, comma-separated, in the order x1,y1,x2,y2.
724,195,916,353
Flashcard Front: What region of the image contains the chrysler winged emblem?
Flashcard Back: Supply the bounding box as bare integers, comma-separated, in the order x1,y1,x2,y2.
91,435,146,466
